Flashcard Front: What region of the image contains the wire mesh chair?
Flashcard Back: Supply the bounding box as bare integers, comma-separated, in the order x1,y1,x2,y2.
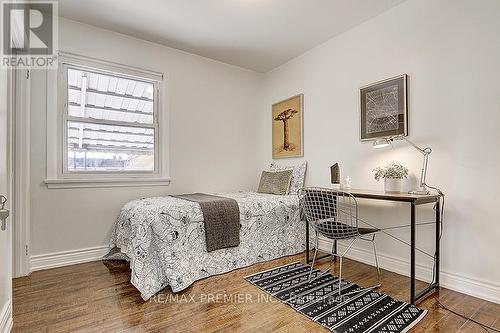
298,187,381,297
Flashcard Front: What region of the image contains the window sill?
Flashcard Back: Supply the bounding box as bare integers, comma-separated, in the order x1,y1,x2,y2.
44,177,171,189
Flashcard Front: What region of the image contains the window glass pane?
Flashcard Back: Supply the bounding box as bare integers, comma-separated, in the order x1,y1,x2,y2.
67,68,154,124
67,121,155,172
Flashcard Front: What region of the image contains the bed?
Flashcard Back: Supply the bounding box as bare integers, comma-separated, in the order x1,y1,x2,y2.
108,191,308,300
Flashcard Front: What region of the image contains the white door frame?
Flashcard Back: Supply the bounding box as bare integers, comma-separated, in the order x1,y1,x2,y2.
0,64,15,333
12,68,31,278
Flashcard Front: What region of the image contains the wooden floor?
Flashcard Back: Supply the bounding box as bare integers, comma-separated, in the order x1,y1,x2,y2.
13,252,500,333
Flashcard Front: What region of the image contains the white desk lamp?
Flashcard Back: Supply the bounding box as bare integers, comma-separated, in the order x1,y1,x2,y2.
373,136,432,195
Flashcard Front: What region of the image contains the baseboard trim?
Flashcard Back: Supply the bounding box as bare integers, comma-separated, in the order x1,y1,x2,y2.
30,246,110,272
0,301,12,333
318,238,500,305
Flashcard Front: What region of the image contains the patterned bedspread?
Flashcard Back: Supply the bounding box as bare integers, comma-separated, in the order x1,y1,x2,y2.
109,191,309,300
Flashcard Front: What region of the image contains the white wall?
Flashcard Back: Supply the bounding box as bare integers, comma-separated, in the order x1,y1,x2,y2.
259,0,500,302
30,19,263,256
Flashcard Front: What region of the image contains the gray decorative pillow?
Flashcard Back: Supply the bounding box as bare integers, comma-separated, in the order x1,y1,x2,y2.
257,170,293,195
270,161,307,195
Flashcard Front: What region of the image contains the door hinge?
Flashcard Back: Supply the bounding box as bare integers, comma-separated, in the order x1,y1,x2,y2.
25,245,29,256
26,70,30,80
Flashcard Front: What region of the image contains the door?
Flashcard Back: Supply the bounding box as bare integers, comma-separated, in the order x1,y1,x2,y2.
0,67,13,331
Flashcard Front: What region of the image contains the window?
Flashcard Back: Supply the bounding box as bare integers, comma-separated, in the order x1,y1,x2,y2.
45,53,169,188
63,65,158,173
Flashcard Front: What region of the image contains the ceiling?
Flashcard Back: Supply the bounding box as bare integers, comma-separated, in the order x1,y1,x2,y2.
59,0,406,73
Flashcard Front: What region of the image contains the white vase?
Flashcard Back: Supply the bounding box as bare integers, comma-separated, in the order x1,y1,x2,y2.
384,178,402,193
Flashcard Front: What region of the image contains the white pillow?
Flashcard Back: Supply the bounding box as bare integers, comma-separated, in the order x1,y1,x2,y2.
269,161,307,195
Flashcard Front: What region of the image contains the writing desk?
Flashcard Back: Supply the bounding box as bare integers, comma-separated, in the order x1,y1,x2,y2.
305,188,442,305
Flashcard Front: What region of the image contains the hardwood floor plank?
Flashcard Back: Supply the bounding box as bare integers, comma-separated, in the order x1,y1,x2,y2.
457,301,500,333
425,293,487,333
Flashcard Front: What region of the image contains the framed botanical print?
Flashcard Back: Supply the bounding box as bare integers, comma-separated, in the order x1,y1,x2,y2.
272,94,303,159
360,74,408,141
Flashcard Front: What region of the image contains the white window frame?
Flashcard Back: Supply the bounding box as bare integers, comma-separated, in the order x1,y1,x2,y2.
45,52,170,189
61,63,160,176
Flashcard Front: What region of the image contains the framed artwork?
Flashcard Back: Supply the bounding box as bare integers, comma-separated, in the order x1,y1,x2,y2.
360,74,408,141
272,94,303,159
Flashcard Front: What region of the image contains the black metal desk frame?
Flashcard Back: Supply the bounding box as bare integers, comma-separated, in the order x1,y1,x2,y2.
304,189,442,305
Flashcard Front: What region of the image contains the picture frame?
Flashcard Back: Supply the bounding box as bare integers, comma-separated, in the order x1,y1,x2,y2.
272,94,304,159
360,74,408,141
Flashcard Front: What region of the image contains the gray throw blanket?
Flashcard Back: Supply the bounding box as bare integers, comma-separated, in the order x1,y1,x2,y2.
172,193,240,252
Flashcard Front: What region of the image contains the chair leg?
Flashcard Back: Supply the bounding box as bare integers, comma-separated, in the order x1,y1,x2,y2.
336,238,356,296
334,237,385,299
343,234,381,297
331,240,337,262
372,235,381,288
338,255,343,296
308,231,319,280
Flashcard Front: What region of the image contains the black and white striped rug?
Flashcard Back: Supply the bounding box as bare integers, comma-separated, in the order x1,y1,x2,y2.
245,262,427,333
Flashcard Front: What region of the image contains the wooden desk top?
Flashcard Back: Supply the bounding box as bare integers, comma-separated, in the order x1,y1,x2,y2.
342,188,441,205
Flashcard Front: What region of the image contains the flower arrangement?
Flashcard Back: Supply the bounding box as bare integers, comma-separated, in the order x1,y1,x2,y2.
373,162,409,181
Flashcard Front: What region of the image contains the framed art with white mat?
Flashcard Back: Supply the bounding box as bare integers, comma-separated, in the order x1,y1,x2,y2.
360,74,408,141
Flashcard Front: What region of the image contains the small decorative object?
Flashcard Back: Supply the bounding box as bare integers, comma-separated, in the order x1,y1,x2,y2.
272,94,303,158
360,74,408,141
330,163,340,184
343,176,352,190
373,162,409,193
